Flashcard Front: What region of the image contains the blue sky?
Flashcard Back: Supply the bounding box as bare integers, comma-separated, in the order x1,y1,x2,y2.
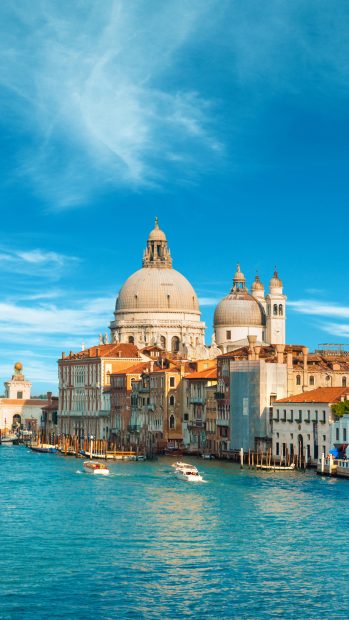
1,0,349,393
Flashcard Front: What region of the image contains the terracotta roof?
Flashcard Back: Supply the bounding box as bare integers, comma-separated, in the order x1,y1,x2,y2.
111,362,150,376
62,343,142,360
275,387,349,404
186,367,217,380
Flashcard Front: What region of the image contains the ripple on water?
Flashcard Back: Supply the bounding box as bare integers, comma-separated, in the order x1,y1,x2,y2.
1,448,349,619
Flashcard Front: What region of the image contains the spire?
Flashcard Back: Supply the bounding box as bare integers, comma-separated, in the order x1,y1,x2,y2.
154,216,159,229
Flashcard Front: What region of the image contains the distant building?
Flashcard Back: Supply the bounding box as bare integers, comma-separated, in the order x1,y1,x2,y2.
0,363,48,433
58,343,149,438
41,392,59,437
214,266,286,352
272,387,349,465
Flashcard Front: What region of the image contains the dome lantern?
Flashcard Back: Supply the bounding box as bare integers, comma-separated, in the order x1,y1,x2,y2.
232,263,246,291
143,217,172,268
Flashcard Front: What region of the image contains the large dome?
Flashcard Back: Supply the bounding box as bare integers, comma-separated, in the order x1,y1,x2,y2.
115,267,200,314
214,290,266,327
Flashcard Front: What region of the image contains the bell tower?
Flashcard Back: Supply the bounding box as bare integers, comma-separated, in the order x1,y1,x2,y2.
265,270,286,345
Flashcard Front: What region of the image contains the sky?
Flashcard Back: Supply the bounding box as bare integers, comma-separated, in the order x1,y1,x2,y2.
0,0,349,393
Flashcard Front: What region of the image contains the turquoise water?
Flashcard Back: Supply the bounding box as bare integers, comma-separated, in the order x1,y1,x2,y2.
1,447,349,619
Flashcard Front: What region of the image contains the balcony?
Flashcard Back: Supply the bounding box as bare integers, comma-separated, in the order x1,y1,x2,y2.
190,397,205,405
138,385,150,393
128,424,142,433
216,417,229,427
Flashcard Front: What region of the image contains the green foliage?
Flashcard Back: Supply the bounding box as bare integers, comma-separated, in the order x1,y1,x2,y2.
331,400,349,418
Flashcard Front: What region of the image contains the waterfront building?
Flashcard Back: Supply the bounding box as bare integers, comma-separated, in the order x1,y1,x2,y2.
41,392,59,437
214,266,286,352
110,218,218,359
58,343,150,438
272,387,349,465
0,363,48,433
183,364,217,453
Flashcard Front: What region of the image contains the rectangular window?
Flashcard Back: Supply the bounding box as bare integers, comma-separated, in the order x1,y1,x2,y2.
290,443,294,457
282,443,286,457
307,445,311,459
226,330,231,340
169,377,175,387
276,442,279,456
344,428,347,442
323,445,326,456
17,391,23,399
336,428,339,441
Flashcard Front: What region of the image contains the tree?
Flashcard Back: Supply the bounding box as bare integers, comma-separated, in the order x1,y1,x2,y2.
331,400,349,418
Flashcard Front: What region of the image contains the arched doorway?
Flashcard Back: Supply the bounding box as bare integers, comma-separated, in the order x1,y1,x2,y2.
12,414,21,429
171,336,180,353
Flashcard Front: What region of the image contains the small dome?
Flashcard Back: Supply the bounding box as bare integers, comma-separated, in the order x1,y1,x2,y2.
270,270,283,288
148,216,167,241
252,275,264,291
214,290,266,327
233,263,245,283
115,267,200,313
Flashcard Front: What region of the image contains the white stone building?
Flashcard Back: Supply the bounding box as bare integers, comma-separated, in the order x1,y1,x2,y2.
272,387,349,465
110,218,213,359
214,265,286,352
0,363,48,433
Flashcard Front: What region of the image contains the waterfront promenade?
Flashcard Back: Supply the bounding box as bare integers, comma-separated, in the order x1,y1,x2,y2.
1,446,349,619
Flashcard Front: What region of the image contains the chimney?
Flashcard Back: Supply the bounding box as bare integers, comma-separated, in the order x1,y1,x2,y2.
287,351,293,369
254,345,261,359
61,352,65,359
247,335,257,360
302,347,309,371
275,344,285,364
150,361,154,372
47,391,52,404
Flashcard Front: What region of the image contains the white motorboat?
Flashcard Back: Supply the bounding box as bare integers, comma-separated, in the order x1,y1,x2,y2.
83,461,110,476
172,461,203,481
174,466,203,482
172,461,198,471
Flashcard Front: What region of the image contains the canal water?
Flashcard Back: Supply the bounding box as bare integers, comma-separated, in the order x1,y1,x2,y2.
1,446,349,619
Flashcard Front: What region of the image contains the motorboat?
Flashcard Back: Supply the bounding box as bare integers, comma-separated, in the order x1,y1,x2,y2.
83,461,110,476
201,454,215,460
29,444,58,454
0,433,19,445
172,461,198,471
172,461,203,481
174,466,203,482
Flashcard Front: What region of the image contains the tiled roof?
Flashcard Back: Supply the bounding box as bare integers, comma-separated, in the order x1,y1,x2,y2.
275,387,349,404
62,343,141,360
111,362,150,376
186,367,217,380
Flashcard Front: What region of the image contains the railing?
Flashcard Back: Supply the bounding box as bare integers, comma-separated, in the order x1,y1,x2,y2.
128,425,142,432
190,397,205,405
216,417,229,427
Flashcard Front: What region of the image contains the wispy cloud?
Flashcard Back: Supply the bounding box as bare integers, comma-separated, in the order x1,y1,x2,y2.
198,296,221,306
289,300,349,319
0,1,220,208
0,246,79,278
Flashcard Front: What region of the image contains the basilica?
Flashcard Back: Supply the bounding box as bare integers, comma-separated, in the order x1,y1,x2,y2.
110,218,287,354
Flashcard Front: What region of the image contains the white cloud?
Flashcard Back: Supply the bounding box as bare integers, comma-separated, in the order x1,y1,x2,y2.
0,1,220,208
0,246,79,278
198,296,221,306
289,300,349,319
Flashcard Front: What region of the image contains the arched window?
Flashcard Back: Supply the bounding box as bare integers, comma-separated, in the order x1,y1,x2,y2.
160,336,166,350
273,304,278,316
342,377,347,387
171,336,180,353
279,304,283,316
128,336,134,344
169,415,175,429
169,395,175,406
309,376,315,386
296,375,301,386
